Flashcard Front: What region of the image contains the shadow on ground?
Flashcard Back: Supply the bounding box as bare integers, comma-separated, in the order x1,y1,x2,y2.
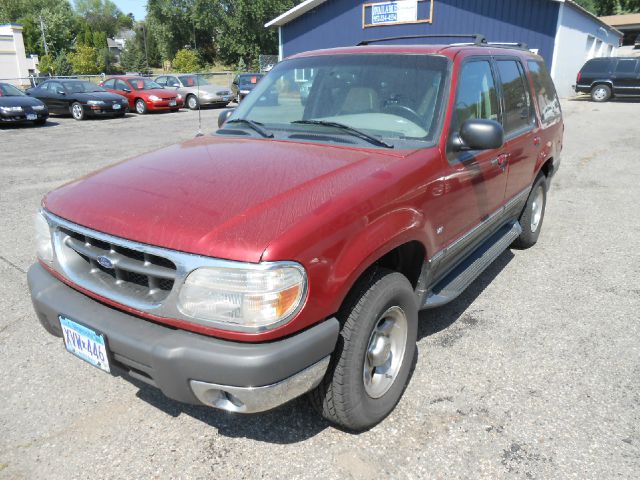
129,249,515,443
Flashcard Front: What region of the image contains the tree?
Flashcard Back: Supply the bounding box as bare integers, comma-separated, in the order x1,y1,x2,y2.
172,48,201,72
73,0,124,36
68,44,101,73
574,0,640,14
54,52,74,75
38,54,55,75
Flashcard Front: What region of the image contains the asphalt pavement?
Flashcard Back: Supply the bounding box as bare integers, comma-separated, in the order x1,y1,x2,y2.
0,99,638,479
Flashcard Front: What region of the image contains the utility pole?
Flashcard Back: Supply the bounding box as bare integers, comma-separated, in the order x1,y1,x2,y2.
39,16,49,55
141,24,149,70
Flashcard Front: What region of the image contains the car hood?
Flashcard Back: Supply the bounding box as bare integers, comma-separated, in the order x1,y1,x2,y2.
44,136,410,262
140,89,176,99
75,91,126,102
0,96,45,107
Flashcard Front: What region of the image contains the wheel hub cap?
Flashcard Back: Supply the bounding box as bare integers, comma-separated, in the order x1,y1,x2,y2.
363,306,408,399
530,187,544,233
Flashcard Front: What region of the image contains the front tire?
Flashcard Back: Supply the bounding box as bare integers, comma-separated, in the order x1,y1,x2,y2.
135,99,148,114
591,84,611,102
512,174,547,249
70,102,85,121
34,118,47,126
310,269,418,431
186,95,199,110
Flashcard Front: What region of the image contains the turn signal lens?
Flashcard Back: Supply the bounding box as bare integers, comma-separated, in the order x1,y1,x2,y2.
34,211,53,264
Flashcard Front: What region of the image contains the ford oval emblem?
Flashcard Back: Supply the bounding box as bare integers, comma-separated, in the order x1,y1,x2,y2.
97,255,114,269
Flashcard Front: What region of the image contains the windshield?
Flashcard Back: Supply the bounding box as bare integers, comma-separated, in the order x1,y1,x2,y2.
178,75,209,87
63,81,105,93
238,75,263,86
228,54,449,147
0,83,25,96
130,78,162,90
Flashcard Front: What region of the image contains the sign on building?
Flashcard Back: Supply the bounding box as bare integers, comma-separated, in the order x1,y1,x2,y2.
363,0,433,28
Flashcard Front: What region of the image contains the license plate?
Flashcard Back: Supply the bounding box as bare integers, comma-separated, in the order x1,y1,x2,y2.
59,315,110,373
27,114,37,120
113,103,121,110
169,100,177,106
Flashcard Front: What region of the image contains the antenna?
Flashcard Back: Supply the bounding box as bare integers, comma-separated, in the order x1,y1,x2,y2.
195,72,203,137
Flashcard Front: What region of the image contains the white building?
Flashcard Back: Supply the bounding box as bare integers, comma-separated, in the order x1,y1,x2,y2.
0,24,39,85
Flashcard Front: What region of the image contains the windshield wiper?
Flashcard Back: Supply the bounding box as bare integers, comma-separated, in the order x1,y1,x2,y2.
291,120,394,148
226,118,273,138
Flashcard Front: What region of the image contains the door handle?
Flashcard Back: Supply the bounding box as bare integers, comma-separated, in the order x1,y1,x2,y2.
491,153,510,172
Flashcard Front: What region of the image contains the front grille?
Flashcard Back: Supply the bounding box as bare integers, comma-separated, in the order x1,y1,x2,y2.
57,226,176,305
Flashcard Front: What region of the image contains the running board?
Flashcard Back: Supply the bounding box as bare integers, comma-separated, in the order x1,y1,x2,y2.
422,221,522,309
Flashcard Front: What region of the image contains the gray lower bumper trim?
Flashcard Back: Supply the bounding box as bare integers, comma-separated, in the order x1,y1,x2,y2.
190,356,330,413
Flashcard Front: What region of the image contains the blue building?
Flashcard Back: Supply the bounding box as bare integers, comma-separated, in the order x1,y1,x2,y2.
266,0,622,97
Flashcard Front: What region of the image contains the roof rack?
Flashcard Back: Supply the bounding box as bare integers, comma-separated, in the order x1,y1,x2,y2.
357,34,486,47
486,42,529,50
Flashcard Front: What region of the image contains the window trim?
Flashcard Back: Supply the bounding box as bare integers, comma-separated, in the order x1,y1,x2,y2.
493,56,537,141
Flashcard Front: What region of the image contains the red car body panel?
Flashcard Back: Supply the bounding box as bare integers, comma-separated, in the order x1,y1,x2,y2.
45,45,563,342
100,76,184,111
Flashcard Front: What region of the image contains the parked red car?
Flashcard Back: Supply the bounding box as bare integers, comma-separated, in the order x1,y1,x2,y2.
30,35,563,431
100,76,183,114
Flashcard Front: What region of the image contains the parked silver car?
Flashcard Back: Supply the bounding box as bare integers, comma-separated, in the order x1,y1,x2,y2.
155,74,233,110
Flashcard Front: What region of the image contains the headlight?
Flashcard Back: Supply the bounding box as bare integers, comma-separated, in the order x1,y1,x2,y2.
0,106,23,113
178,263,307,331
87,100,105,106
35,211,53,264
240,90,250,94
149,95,161,102
32,105,45,111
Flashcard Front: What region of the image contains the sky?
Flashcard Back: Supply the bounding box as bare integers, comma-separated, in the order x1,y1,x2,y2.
111,0,147,21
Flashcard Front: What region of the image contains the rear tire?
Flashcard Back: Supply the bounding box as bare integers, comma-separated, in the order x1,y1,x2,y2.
70,102,85,121
512,174,547,249
591,84,611,102
309,269,418,431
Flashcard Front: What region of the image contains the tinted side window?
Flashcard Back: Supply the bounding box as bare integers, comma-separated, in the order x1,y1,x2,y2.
527,60,561,125
452,60,500,134
496,60,533,136
102,79,115,88
582,59,612,75
155,76,166,86
615,59,638,74
115,79,129,90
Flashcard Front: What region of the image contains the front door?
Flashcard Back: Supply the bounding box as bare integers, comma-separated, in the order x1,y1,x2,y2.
431,57,508,275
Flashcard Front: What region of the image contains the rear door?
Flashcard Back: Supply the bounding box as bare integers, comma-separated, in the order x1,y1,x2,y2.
611,58,640,96
494,58,540,202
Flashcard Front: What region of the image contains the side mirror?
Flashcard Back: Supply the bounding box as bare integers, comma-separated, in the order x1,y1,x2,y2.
218,108,235,128
123,87,131,93
449,119,504,151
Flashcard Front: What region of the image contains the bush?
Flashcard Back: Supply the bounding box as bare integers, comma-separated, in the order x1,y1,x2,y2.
172,49,201,73
69,45,101,74
54,53,74,76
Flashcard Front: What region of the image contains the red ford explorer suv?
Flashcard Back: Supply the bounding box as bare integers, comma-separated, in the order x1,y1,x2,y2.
30,35,563,431
100,76,183,114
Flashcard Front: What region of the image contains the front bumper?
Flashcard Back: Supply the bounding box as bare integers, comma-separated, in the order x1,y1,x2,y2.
148,100,184,110
28,263,339,413
0,111,48,123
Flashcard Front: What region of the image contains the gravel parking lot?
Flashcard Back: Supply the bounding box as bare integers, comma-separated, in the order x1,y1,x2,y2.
1,100,639,479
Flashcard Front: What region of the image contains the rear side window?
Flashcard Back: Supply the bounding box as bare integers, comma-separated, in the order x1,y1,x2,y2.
582,59,612,75
615,59,638,74
527,60,561,125
452,60,499,134
496,60,534,136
